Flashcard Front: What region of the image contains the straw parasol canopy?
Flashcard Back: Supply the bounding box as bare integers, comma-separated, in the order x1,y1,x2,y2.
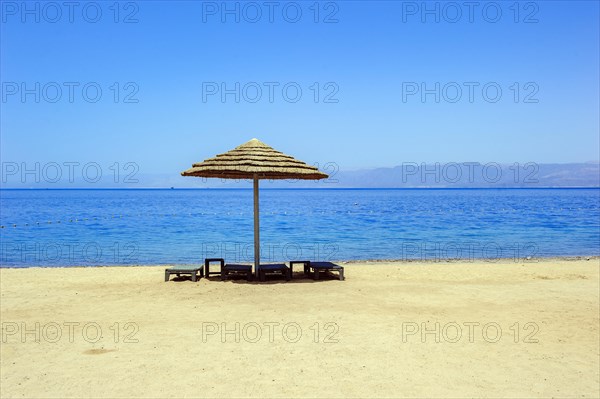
181,138,327,180
181,138,328,276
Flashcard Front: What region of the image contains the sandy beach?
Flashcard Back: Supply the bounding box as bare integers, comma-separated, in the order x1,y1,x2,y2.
1,258,598,398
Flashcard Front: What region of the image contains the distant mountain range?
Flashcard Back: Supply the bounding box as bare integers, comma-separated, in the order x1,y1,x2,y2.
1,163,598,189
325,162,600,189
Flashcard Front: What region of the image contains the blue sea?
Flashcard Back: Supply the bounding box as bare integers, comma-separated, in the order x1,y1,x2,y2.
0,188,598,267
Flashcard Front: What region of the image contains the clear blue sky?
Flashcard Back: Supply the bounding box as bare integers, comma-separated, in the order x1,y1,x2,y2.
1,0,599,178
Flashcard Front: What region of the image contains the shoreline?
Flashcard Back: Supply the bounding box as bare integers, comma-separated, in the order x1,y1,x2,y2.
2,187,600,191
1,255,599,269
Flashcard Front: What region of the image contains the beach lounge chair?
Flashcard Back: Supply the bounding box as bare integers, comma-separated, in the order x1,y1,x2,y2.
204,258,224,278
221,264,253,281
258,263,291,282
310,261,345,281
164,265,204,282
289,260,311,278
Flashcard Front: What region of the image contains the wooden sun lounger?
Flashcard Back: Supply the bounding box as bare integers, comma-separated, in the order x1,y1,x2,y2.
258,263,291,282
221,264,253,281
204,258,224,277
310,261,345,281
289,260,311,277
164,265,204,282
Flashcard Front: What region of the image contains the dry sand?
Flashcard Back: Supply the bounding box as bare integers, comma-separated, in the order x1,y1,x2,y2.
1,258,599,398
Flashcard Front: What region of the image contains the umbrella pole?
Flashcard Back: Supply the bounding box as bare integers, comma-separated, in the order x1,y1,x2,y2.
253,175,260,277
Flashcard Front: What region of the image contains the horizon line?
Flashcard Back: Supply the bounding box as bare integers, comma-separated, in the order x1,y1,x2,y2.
1,187,599,191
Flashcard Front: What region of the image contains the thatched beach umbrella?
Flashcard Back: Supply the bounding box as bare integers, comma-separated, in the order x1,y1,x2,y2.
181,138,328,275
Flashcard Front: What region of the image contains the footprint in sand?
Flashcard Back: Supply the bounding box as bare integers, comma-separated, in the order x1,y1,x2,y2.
83,348,117,355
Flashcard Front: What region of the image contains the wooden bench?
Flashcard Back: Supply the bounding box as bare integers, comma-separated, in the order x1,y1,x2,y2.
258,263,291,282
164,265,204,282
310,261,345,281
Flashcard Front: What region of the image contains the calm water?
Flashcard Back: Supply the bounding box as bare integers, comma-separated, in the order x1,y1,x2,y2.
1,188,598,267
